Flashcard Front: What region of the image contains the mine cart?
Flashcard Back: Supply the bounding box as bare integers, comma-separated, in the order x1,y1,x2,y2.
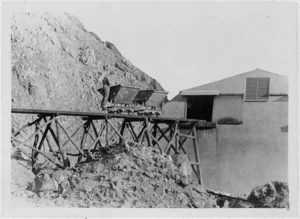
107,85,140,113
135,90,168,115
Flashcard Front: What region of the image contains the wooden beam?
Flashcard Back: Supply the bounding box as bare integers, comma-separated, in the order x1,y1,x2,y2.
178,121,199,151
145,118,153,148
149,134,162,153
119,120,127,143
32,121,41,164
17,144,64,169
57,121,84,155
164,122,178,154
156,122,174,142
177,133,197,140
55,119,67,167
13,116,43,137
105,117,109,146
61,122,85,148
86,129,96,141
34,122,52,160
86,123,106,152
44,117,60,147
137,122,151,145
39,130,61,163
190,162,202,166
11,108,207,124
80,120,91,150
127,122,138,142
178,145,202,184
90,120,102,149
192,127,203,185
151,124,158,147
13,116,59,154
107,119,124,141
90,120,98,137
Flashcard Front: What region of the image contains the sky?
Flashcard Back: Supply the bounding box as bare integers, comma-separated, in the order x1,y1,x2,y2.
70,2,297,99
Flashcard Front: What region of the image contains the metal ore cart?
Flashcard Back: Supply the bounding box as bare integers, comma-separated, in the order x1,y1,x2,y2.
135,90,169,115
107,85,140,113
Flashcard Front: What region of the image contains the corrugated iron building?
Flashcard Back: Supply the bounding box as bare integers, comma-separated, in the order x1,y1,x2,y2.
163,69,288,195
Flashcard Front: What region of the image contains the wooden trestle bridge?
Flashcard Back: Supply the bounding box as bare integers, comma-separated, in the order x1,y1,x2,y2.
11,108,216,185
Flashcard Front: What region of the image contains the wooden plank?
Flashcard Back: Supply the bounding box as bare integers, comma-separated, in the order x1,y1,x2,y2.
192,127,203,185
11,108,207,124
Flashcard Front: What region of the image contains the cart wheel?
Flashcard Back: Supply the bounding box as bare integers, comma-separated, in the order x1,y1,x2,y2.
117,109,122,114
148,111,154,116
155,112,161,116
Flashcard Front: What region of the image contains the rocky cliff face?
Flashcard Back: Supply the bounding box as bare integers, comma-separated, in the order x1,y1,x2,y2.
11,12,163,112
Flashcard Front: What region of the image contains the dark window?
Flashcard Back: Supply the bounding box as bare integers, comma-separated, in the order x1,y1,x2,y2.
245,77,270,101
186,96,214,121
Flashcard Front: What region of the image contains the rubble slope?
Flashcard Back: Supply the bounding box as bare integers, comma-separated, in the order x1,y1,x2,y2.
12,142,218,208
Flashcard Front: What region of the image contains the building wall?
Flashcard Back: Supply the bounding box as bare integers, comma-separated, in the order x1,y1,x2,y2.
212,96,244,123
184,95,288,195
162,94,186,118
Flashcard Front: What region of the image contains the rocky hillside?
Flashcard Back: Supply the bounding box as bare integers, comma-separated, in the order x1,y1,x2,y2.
11,12,163,112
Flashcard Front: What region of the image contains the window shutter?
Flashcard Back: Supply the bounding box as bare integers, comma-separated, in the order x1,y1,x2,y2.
257,78,270,100
245,78,258,100
245,77,270,101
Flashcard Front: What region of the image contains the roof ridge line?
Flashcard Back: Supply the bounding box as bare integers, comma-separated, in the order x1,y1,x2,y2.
181,69,287,92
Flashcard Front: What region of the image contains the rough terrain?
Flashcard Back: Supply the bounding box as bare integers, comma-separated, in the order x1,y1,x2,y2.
11,142,218,208
11,141,289,208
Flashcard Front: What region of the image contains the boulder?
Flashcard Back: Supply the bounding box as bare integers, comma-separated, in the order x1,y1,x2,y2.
172,154,192,185
247,181,289,208
32,172,58,192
